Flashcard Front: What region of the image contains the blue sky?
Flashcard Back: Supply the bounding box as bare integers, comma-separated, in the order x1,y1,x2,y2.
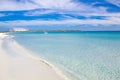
0,0,120,31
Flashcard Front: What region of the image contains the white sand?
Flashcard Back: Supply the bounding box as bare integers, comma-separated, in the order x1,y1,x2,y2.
0,33,69,80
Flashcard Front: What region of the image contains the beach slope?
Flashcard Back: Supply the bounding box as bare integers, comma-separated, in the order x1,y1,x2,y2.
0,33,68,80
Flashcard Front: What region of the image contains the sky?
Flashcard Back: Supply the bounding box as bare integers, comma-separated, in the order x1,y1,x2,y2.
0,0,120,31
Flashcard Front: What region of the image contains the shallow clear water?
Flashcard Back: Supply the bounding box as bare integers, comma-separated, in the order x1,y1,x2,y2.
11,32,120,80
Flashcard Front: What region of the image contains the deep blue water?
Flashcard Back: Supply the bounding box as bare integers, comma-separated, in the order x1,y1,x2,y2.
11,32,120,80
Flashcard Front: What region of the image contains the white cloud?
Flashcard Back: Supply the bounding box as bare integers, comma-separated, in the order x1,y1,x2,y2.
10,27,29,31
73,13,120,18
106,0,120,7
0,0,107,14
0,13,5,17
0,0,39,11
30,0,79,10
24,9,56,16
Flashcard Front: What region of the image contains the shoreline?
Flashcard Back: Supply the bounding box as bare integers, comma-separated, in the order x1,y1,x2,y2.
0,33,70,80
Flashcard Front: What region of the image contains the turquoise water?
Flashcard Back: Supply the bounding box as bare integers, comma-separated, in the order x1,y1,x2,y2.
11,32,120,80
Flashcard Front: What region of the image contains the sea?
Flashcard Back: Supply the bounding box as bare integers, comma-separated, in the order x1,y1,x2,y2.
10,31,120,80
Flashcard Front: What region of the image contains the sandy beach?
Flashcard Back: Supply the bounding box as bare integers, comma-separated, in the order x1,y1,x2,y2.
0,33,69,80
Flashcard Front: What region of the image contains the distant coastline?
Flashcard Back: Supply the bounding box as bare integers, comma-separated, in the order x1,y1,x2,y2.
1,30,120,33
0,30,82,33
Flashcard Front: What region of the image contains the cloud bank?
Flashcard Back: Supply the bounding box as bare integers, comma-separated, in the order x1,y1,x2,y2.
0,0,120,31
0,17,120,26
